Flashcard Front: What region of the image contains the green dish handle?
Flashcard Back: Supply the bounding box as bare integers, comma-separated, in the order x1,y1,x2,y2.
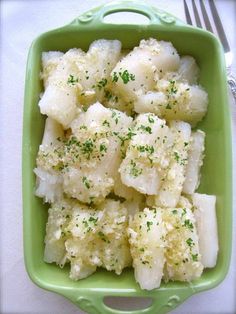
72,0,185,27
64,288,193,314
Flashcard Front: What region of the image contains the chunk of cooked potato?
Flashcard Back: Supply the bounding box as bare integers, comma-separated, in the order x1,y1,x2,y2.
134,79,208,126
63,102,133,204
183,130,205,194
34,118,64,203
153,120,191,207
192,193,218,268
128,208,167,290
119,113,170,195
110,38,180,104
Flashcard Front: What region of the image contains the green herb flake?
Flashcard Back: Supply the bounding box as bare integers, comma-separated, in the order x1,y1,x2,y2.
148,116,155,123
82,219,89,228
112,70,135,84
174,151,180,162
130,159,142,177
184,219,194,230
169,80,178,94
67,74,78,85
137,145,154,154
79,125,87,130
99,144,107,153
102,120,110,127
146,221,153,231
98,231,110,243
181,208,187,217
186,238,194,247
104,90,113,101
112,72,119,83
192,253,198,261
81,139,94,159
119,70,135,84
88,216,98,225
139,125,152,134
97,78,108,90
82,176,90,189
111,110,120,125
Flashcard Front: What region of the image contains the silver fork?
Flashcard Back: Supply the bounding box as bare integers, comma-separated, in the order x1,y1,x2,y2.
183,0,236,100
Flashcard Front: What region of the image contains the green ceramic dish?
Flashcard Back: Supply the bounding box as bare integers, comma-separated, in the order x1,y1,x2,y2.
23,1,232,313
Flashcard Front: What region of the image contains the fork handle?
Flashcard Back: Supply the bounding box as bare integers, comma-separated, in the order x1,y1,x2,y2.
228,73,236,100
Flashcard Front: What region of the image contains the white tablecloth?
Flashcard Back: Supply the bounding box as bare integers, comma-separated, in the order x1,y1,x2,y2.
1,1,235,313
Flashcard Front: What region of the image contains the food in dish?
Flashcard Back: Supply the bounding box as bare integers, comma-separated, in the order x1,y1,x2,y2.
35,38,218,290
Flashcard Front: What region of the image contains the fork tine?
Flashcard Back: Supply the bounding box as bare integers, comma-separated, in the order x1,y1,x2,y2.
209,0,230,52
191,0,202,27
183,0,193,25
199,0,213,32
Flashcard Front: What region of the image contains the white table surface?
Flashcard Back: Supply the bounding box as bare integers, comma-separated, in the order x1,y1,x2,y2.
0,0,235,313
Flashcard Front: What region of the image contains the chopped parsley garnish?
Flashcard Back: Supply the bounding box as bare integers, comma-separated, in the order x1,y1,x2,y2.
184,219,194,230
88,216,98,225
81,139,94,158
174,151,180,162
79,125,87,130
130,160,142,177
98,231,110,243
113,128,136,146
99,144,107,153
82,219,89,228
172,209,178,214
148,116,155,123
104,90,113,100
186,238,194,247
139,125,152,134
137,145,154,154
126,128,136,140
169,80,178,94
112,70,135,84
111,110,120,124
119,70,135,84
180,158,188,166
67,74,78,85
102,120,110,127
112,72,119,82
82,176,90,189
181,208,187,217
96,78,107,90
146,221,153,231
192,253,198,261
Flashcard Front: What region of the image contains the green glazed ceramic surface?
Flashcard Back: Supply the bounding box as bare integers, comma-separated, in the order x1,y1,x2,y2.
23,1,232,313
